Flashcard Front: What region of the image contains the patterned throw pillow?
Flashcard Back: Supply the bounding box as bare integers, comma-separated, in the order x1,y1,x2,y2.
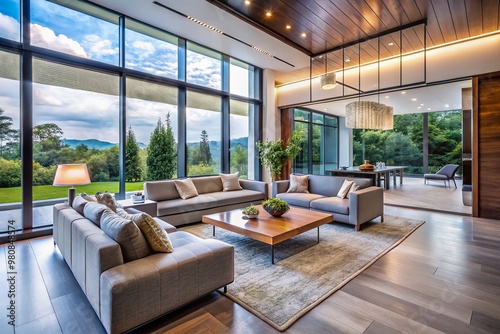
337,179,354,199
173,178,199,199
219,172,243,191
95,191,119,212
286,174,309,193
125,212,173,253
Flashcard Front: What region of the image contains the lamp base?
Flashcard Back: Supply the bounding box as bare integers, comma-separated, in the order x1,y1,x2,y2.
68,187,76,206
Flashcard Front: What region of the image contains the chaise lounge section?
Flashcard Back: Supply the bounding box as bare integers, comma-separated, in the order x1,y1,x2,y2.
273,174,384,230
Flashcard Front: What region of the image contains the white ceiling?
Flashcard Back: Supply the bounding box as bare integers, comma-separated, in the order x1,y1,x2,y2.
307,80,472,117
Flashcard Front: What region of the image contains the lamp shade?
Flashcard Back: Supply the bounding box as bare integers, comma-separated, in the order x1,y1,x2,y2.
53,164,91,186
320,72,337,90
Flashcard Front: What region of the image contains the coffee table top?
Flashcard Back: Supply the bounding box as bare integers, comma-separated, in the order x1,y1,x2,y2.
202,205,333,245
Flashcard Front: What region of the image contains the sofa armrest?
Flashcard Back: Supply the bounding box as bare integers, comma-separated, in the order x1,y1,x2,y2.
272,180,290,198
240,179,268,198
349,186,384,227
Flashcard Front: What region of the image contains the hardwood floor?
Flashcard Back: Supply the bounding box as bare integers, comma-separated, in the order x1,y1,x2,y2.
1,206,499,333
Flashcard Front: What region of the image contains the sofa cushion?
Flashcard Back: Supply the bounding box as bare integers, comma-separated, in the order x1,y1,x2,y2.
157,189,264,216
287,174,309,193
276,192,326,208
83,202,109,226
337,179,354,199
219,172,243,191
174,178,199,199
72,196,88,216
310,197,350,215
100,209,151,262
130,213,173,253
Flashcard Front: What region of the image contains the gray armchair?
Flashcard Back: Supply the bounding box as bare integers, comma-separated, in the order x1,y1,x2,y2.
424,164,459,188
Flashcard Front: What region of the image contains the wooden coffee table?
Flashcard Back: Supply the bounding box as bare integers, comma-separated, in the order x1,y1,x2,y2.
202,205,333,264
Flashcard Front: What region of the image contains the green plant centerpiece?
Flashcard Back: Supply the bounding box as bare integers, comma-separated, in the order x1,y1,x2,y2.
256,129,303,181
262,198,290,217
242,204,259,218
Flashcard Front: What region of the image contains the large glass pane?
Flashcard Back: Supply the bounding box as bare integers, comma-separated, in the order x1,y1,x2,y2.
32,58,119,227
0,0,20,41
126,78,178,186
0,50,21,232
30,0,119,65
230,100,255,179
230,58,255,98
186,91,221,176
187,42,222,90
125,19,179,79
293,121,309,174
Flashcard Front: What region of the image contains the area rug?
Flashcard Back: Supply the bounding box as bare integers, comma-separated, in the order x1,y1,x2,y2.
180,215,424,331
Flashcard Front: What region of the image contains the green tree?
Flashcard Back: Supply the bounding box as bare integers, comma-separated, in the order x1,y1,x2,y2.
147,118,170,180
164,112,177,179
125,126,143,182
0,108,16,157
198,130,212,165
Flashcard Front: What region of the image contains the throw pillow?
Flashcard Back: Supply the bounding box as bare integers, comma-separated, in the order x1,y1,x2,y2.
219,172,243,191
337,179,354,199
346,184,360,199
286,174,309,193
173,178,199,199
71,195,89,216
100,209,151,262
95,191,121,212
128,213,173,253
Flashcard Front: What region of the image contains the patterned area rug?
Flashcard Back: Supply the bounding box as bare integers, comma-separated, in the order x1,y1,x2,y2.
181,215,424,331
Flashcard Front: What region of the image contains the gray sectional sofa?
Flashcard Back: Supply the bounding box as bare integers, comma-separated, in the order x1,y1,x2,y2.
53,201,234,334
144,175,268,226
273,174,384,230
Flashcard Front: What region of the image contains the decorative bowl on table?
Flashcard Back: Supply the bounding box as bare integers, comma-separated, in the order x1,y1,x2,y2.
242,204,259,219
262,198,290,217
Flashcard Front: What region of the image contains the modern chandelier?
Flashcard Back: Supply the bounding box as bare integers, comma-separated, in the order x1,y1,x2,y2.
345,101,393,130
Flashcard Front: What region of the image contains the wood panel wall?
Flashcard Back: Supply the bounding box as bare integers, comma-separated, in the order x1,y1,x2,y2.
473,71,500,219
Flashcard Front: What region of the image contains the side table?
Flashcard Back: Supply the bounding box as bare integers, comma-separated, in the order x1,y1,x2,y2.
118,199,157,217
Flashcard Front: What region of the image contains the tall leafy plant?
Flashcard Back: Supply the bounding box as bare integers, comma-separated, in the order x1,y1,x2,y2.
257,129,303,181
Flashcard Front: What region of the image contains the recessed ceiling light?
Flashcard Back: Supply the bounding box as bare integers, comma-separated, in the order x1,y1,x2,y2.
286,24,291,29
411,98,417,101
266,11,272,17
244,0,250,5
401,91,406,94
445,104,449,108
301,33,306,37
388,42,394,46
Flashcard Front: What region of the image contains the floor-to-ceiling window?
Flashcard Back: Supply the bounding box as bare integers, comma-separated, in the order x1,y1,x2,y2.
0,0,262,238
293,108,339,175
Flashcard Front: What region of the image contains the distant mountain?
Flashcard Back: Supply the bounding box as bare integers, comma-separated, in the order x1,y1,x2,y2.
63,139,147,150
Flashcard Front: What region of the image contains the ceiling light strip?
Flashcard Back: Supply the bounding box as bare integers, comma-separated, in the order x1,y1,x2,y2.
152,1,294,67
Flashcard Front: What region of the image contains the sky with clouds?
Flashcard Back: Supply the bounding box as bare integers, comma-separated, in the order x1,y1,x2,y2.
0,0,250,145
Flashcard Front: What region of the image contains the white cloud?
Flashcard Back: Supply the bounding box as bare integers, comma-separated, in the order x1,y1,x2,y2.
83,34,118,57
30,23,87,58
0,13,20,40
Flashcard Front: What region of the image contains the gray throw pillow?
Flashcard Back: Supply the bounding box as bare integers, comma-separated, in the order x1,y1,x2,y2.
100,209,151,262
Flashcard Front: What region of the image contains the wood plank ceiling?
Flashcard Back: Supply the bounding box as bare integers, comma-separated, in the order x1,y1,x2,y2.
207,0,500,85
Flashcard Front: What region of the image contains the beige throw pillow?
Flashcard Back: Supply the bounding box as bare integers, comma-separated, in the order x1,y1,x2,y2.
173,178,199,199
346,184,360,199
337,179,354,199
219,172,242,191
128,213,173,253
286,174,309,193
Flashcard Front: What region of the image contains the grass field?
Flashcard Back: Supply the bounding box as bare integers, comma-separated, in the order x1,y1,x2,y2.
0,182,144,204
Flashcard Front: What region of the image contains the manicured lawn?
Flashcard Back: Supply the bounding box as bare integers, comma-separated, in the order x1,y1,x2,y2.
0,182,144,204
